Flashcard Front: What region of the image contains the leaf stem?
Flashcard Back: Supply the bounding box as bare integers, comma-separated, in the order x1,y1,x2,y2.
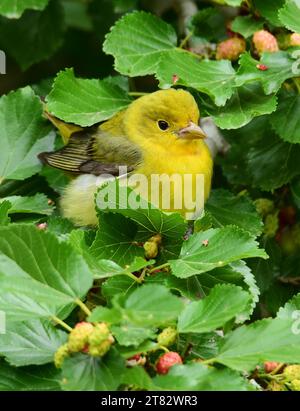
52,316,73,332
75,298,92,316
201,358,216,365
148,263,170,274
128,92,149,97
179,30,194,49
125,271,143,283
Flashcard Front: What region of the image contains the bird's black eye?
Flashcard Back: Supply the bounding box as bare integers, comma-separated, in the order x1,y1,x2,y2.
158,120,169,131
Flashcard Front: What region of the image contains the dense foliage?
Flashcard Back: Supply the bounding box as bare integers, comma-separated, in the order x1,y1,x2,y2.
0,0,300,391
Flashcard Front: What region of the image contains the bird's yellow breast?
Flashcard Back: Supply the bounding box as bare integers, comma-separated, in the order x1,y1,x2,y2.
134,139,213,218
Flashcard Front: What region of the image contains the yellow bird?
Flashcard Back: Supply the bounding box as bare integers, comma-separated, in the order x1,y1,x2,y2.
40,89,213,226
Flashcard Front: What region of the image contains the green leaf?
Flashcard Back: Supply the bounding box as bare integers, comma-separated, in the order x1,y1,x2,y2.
46,68,132,127
253,0,285,26
119,284,184,326
88,306,122,324
0,87,54,183
47,216,75,237
39,166,69,194
0,0,49,18
121,366,153,390
190,8,226,41
0,224,93,298
111,323,156,346
0,0,65,70
215,317,300,371
231,16,264,38
170,260,259,321
61,349,125,391
277,292,300,319
103,11,177,76
90,213,144,266
0,193,53,215
0,225,93,320
278,0,300,33
210,83,277,129
178,284,250,333
270,92,300,144
247,132,300,190
101,275,138,300
236,51,299,95
92,257,153,280
0,320,67,366
152,362,253,391
0,255,76,321
178,333,221,361
0,361,61,391
206,189,263,236
169,226,267,278
0,200,11,225
95,182,187,261
156,50,236,106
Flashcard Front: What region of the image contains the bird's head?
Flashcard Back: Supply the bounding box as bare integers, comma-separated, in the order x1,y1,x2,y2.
124,89,206,149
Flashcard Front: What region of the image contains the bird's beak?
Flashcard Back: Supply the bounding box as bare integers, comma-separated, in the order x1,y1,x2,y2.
177,122,207,140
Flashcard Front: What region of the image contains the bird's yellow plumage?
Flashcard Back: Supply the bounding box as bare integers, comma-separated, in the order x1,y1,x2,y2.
40,89,213,225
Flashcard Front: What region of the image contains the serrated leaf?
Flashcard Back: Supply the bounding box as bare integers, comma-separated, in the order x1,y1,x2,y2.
0,193,53,215
206,189,263,236
247,132,300,190
0,224,93,320
0,320,67,366
253,0,285,26
215,317,300,371
0,361,61,391
277,292,300,319
95,182,187,261
278,0,300,33
0,255,76,320
210,83,277,129
169,226,267,278
152,362,253,391
119,284,184,326
61,350,125,391
0,0,65,70
156,50,236,106
0,87,54,183
178,284,250,333
0,0,49,18
46,68,132,127
231,16,264,38
169,260,259,318
236,51,299,95
103,11,177,76
270,92,300,144
90,213,144,266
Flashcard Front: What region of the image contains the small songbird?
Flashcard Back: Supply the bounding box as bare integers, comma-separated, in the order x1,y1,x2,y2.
39,89,213,225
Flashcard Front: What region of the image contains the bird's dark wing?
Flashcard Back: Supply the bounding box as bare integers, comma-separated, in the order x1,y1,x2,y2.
38,128,142,176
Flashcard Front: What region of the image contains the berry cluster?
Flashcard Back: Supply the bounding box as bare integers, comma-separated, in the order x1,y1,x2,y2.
54,322,114,368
